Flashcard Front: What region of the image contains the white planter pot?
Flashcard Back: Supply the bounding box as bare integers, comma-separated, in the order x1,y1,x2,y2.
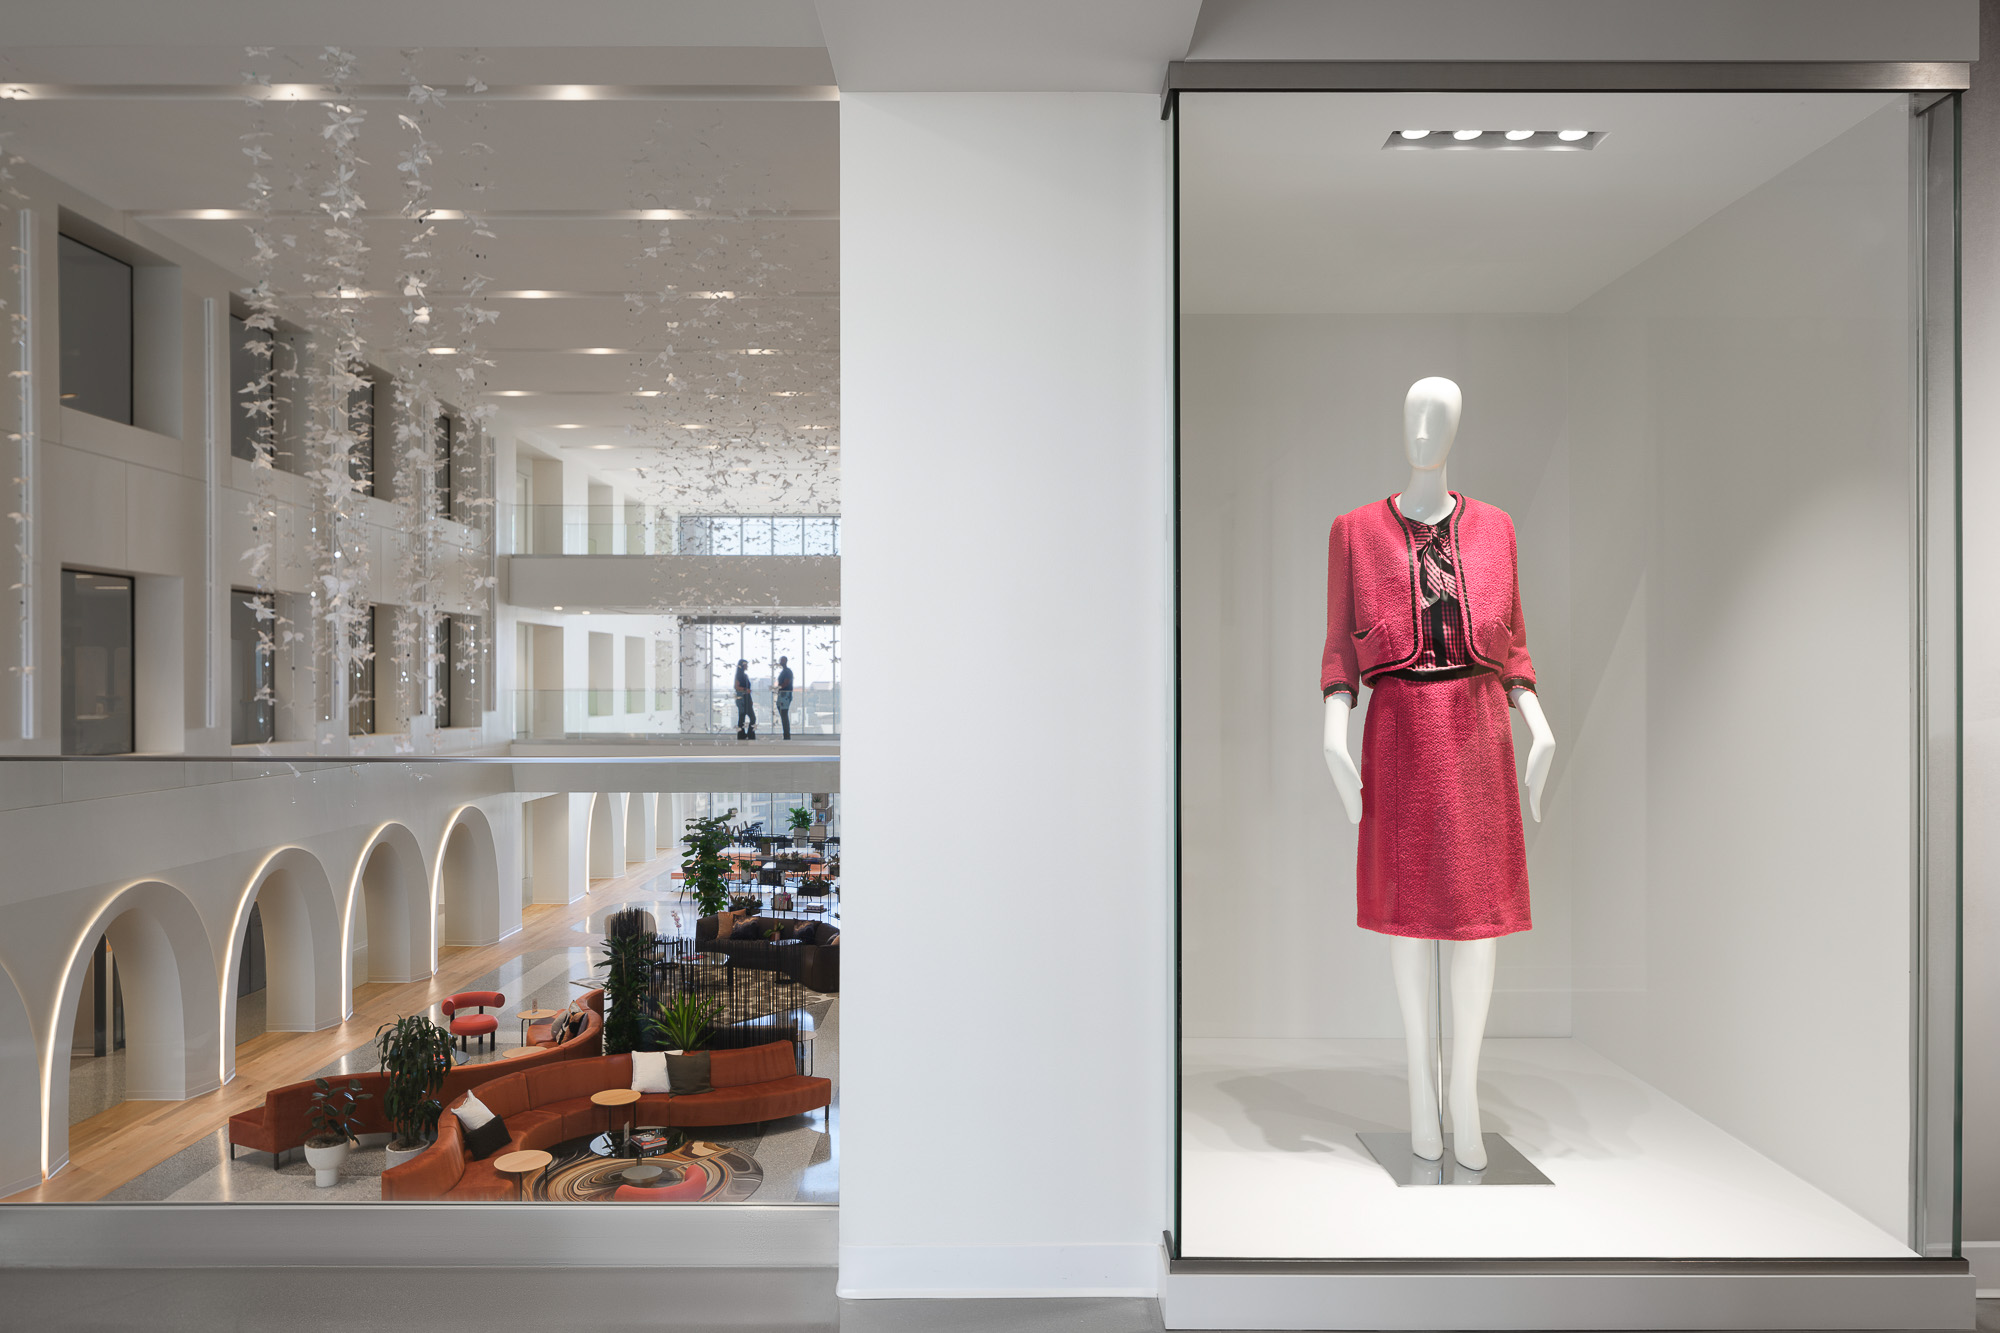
384,1142,428,1170
303,1140,350,1188
793,831,810,847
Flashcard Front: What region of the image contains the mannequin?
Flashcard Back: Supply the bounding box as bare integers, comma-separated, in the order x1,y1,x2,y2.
1321,376,1555,1171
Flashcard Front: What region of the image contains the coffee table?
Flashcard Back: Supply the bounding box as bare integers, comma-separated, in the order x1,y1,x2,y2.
620,1163,665,1185
494,1148,552,1200
591,1087,641,1147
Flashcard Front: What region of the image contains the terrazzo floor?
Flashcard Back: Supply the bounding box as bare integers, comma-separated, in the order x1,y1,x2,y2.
96,916,841,1204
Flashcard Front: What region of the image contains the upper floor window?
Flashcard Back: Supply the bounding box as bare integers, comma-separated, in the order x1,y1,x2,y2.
230,590,276,745
348,606,377,737
347,369,380,495
676,514,840,556
61,569,134,755
228,314,273,462
59,235,133,425
434,413,455,518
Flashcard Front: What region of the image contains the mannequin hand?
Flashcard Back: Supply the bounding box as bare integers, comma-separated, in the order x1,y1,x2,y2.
1512,688,1555,822
1322,694,1363,824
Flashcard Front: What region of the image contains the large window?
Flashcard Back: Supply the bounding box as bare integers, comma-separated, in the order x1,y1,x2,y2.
347,370,379,495
433,614,453,730
347,606,377,737
676,514,840,555
230,590,276,745
228,314,273,462
58,234,133,425
434,413,455,518
61,569,134,755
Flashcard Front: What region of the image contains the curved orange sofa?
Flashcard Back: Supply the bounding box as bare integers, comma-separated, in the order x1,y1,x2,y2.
379,1043,829,1201
227,990,604,1168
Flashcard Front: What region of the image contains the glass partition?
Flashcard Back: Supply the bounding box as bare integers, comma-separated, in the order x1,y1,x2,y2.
0,756,840,1207
1173,90,1960,1261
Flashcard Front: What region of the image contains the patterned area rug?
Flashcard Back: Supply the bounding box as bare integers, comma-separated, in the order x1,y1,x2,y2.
531,1135,763,1203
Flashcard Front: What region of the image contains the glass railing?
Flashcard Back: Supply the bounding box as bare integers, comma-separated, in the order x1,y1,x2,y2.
509,685,839,739
0,753,841,1210
499,505,842,557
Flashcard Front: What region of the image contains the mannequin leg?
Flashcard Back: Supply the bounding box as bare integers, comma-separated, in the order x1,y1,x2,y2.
1447,938,1497,1170
1388,936,1442,1160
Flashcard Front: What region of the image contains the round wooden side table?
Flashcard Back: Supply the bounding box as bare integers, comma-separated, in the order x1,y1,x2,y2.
517,1008,559,1045
494,1148,552,1201
591,1087,641,1150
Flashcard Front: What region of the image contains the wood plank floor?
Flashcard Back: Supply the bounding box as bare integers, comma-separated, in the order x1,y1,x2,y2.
5,855,680,1203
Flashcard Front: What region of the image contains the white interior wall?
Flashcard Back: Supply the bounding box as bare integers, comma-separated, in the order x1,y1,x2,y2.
840,91,1171,1296
1561,100,1914,1239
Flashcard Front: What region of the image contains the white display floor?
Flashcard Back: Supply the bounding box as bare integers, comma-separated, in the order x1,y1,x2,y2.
1180,1038,1915,1259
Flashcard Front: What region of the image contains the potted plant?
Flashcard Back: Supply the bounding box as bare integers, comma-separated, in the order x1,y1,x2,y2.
650,993,721,1053
596,930,654,1055
304,1077,371,1187
787,806,813,847
681,808,738,918
375,1014,455,1169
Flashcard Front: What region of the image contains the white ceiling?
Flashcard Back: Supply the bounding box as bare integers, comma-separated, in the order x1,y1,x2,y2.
0,42,841,502
1178,91,1905,315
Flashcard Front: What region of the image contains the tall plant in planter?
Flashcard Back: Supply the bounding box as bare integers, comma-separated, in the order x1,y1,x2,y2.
681,808,737,918
597,930,654,1055
375,1014,455,1158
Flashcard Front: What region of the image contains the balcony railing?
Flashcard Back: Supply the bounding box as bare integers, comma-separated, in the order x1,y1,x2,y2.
509,685,839,739
501,506,841,558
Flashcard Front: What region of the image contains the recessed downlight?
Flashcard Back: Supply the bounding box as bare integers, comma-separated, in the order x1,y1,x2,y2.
1505,129,1534,141
552,423,585,429
1452,129,1482,141
1398,129,1430,140
1557,129,1588,141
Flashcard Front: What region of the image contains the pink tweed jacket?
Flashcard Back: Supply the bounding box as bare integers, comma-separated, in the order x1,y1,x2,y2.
1321,492,1536,702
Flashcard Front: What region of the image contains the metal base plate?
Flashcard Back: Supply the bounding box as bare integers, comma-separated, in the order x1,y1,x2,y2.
1356,1132,1553,1186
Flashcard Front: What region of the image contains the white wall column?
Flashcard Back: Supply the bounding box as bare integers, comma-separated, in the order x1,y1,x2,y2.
839,91,1172,1297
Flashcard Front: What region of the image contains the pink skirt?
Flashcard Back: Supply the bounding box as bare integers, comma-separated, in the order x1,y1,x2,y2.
1356,672,1530,940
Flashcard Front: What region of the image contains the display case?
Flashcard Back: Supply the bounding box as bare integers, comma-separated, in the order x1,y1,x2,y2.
1171,78,1962,1279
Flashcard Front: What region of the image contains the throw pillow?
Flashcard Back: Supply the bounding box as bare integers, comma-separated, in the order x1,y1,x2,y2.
826,933,840,945
791,922,819,943
729,919,766,941
567,1010,587,1039
664,1051,712,1096
462,1114,509,1161
452,1091,495,1132
631,1050,672,1093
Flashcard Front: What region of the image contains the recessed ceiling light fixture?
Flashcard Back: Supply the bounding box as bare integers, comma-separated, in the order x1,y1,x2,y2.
552,605,563,611
552,423,586,429
589,444,615,450
1384,129,1603,152
426,346,459,355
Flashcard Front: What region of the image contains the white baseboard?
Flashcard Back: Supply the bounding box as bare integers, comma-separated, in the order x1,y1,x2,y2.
1962,1239,2000,1297
0,1203,836,1268
837,1243,1158,1298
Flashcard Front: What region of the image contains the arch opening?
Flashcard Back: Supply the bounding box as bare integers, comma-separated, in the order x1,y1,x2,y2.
230,849,342,1049
355,825,430,990
438,806,502,950
586,790,623,881
48,881,219,1176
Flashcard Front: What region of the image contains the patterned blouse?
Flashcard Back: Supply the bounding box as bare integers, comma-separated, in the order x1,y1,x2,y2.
1386,504,1479,681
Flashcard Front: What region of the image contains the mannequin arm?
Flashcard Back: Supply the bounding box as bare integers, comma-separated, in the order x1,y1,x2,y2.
1511,687,1554,822
1322,693,1363,824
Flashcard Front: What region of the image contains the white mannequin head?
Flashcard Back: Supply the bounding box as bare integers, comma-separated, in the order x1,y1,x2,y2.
1403,376,1463,470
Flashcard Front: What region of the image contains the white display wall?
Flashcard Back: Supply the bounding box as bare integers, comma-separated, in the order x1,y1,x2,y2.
1179,93,1917,1252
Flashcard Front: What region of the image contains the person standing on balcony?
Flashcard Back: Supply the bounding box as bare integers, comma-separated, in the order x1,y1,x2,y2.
734,659,757,740
775,656,795,740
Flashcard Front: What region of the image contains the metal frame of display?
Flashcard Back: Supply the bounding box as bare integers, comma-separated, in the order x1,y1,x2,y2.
1165,61,1968,1291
